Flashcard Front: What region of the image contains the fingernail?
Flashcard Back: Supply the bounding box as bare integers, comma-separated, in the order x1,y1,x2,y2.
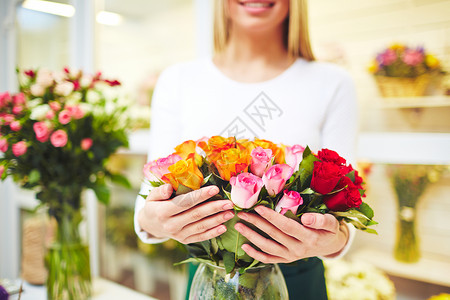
218,226,226,234
255,206,265,216
302,214,315,225
234,223,242,231
209,187,218,196
224,212,234,220
223,203,233,210
238,212,248,221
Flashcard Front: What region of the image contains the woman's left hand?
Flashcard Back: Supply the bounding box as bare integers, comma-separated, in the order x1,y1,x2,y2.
234,206,349,264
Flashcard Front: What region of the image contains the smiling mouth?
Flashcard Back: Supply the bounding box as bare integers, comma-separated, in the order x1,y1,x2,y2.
240,2,275,8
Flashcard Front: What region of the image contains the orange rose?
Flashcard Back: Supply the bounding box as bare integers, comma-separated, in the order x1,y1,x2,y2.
254,139,285,164
199,136,236,162
162,158,204,191
213,147,250,181
174,140,203,166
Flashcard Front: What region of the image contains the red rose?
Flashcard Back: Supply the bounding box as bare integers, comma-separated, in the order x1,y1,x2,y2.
324,177,362,211
310,161,343,194
318,149,346,165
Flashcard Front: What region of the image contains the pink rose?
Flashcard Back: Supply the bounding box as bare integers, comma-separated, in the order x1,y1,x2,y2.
143,154,182,181
2,114,14,125
10,121,22,131
0,138,8,152
12,141,27,157
46,110,55,119
275,190,303,215
0,165,4,177
58,110,71,124
262,164,294,196
402,49,424,66
50,130,68,147
250,146,272,177
12,93,25,105
230,172,264,209
33,122,51,142
66,105,84,119
81,138,93,150
49,101,61,111
285,144,305,172
12,105,23,115
0,92,11,107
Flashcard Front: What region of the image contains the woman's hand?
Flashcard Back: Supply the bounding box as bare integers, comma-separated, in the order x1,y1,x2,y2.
234,206,349,263
138,184,235,244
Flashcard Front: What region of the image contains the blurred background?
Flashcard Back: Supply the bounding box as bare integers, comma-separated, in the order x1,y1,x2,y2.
1,0,450,299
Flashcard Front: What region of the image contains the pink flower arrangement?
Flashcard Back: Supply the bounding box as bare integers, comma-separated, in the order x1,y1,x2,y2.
0,67,130,207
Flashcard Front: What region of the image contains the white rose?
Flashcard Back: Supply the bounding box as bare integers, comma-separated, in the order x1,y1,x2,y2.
54,81,74,96
53,71,67,83
66,92,82,105
80,75,93,88
36,69,53,87
27,98,42,108
30,104,51,120
86,90,100,104
30,84,45,97
79,103,92,114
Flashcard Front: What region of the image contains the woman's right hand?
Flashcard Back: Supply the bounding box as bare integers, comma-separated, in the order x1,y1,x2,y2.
137,184,235,244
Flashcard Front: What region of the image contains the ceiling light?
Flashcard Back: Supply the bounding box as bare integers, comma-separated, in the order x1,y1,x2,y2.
96,11,123,26
22,0,75,18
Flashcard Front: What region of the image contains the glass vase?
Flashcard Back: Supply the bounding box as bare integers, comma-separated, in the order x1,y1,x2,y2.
45,191,91,300
189,263,288,300
394,206,420,263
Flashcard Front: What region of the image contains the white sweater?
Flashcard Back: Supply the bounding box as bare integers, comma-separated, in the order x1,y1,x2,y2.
135,58,357,250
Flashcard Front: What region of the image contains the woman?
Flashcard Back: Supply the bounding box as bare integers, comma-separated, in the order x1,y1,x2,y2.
135,0,357,298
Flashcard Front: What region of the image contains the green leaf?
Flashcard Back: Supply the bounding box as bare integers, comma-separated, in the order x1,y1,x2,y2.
216,215,252,262
222,187,231,200
211,238,219,254
223,251,235,274
176,184,193,196
91,183,110,205
148,179,165,187
201,173,213,186
300,188,315,195
358,202,374,219
283,210,301,222
110,173,131,189
28,169,41,184
346,170,355,182
173,257,214,266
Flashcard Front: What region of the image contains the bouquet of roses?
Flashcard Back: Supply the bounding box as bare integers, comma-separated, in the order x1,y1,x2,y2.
0,67,130,207
142,136,377,274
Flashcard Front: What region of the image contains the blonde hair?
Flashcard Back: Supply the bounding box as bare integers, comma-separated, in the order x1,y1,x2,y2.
213,0,315,61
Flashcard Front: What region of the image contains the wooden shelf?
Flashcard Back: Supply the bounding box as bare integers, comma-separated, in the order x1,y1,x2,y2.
375,95,450,109
350,248,450,287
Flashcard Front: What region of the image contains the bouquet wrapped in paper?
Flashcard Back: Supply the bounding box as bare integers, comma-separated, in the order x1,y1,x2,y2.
142,136,377,274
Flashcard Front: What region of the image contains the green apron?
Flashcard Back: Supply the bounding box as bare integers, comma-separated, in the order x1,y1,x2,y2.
185,257,328,300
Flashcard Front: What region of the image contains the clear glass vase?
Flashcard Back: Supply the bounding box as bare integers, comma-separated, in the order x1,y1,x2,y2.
394,206,420,263
45,192,91,300
189,263,288,300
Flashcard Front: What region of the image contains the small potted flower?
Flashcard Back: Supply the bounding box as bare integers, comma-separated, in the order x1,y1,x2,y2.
368,43,443,97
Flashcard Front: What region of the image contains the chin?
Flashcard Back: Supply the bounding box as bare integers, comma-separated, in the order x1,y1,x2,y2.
228,0,289,33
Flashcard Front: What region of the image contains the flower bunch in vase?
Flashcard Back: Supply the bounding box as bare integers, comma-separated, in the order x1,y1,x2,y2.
0,67,130,299
141,136,377,299
368,43,443,97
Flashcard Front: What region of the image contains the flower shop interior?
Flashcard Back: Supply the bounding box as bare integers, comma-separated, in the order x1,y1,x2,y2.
1,0,450,300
